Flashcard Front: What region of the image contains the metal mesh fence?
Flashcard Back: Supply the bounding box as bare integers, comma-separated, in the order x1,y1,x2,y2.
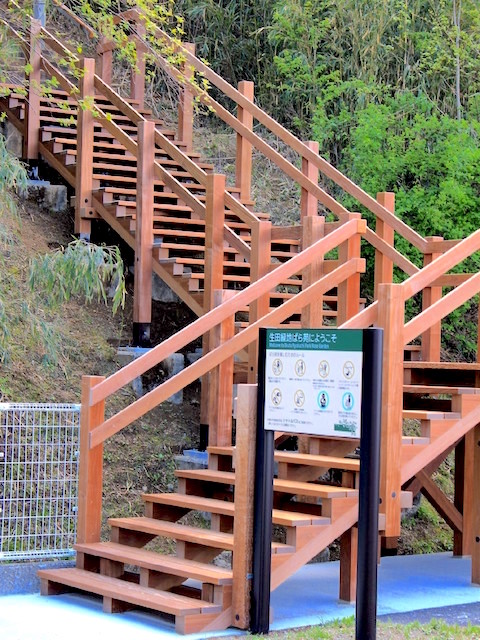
0,403,80,561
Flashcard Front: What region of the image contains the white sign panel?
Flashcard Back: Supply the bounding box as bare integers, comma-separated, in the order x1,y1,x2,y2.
262,329,363,438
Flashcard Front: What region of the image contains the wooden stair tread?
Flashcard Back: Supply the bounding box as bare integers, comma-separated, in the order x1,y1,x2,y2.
274,451,360,471
74,541,233,584
108,516,293,554
142,492,329,527
402,409,461,420
403,384,480,395
404,361,480,370
175,469,236,484
38,567,220,615
273,478,358,499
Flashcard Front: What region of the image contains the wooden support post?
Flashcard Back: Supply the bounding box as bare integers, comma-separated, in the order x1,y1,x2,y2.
302,215,325,328
236,81,254,203
471,423,480,583
374,192,395,299
248,220,272,383
132,119,155,346
300,141,319,218
201,174,226,443
377,283,404,541
454,431,475,556
178,43,195,153
95,38,113,84
24,18,42,161
131,23,146,110
337,212,362,325
77,375,105,545
339,526,358,602
232,384,257,628
75,57,96,240
421,237,443,362
208,290,236,447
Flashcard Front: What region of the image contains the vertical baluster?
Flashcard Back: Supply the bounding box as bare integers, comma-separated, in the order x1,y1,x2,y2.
24,18,41,162
178,43,195,153
300,140,319,219
337,212,362,325
248,220,271,383
421,236,444,362
374,192,395,298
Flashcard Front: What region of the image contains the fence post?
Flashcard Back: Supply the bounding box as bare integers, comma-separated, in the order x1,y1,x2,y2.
421,236,443,362
178,43,195,153
133,119,155,346
337,212,362,325
300,141,319,218
24,18,42,161
77,375,105,545
471,423,480,583
377,283,404,545
374,192,395,299
200,173,226,446
208,290,236,447
75,57,95,240
236,81,254,203
232,384,257,628
248,220,272,383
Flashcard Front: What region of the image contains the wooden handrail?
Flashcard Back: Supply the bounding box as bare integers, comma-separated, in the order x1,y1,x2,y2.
89,256,365,448
89,217,366,406
404,272,480,345
52,0,97,39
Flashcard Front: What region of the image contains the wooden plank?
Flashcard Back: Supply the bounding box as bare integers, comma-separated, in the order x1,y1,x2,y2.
24,19,41,160
404,362,480,370
75,58,95,238
274,451,360,472
338,213,362,324
38,568,220,615
416,469,462,533
273,479,358,499
302,215,324,328
404,385,480,395
471,424,480,583
177,43,195,152
77,376,105,544
236,81,254,202
74,541,232,584
232,384,256,629
339,526,357,603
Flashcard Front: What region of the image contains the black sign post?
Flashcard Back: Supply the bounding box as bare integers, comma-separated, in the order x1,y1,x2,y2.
251,327,383,636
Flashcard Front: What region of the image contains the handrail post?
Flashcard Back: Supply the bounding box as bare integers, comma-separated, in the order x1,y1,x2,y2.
95,38,114,84
24,18,42,161
302,215,325,327
208,290,236,447
133,119,155,346
131,22,146,110
236,80,254,203
300,141,319,218
232,384,257,628
248,220,272,383
77,375,105,545
377,283,404,547
421,236,443,362
200,173,226,446
337,212,362,325
374,192,395,298
178,43,195,153
75,57,95,240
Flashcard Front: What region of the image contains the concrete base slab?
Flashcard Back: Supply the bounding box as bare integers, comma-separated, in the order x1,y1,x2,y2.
1,553,480,639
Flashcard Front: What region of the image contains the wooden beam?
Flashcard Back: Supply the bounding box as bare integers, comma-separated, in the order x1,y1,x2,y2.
338,213,362,325
248,220,271,383
177,43,195,152
24,19,41,160
421,237,443,362
339,526,358,603
417,469,462,532
471,424,480,583
300,141,319,218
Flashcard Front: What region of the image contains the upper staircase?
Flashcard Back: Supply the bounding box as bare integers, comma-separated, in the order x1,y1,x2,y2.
3,4,480,634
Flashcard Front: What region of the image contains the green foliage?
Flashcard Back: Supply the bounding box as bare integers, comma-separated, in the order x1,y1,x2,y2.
29,238,126,315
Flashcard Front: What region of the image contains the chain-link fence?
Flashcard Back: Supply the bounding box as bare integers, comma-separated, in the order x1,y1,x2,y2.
0,403,80,561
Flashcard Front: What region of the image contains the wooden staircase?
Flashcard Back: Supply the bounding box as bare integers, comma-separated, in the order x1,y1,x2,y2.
4,6,480,634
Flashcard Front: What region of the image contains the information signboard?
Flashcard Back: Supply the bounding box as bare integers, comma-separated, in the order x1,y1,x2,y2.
263,328,363,438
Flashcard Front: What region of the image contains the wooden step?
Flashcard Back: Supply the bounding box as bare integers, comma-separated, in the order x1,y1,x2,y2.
402,409,461,420
108,516,293,554
142,492,329,527
404,384,480,395
38,567,221,616
75,541,233,584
